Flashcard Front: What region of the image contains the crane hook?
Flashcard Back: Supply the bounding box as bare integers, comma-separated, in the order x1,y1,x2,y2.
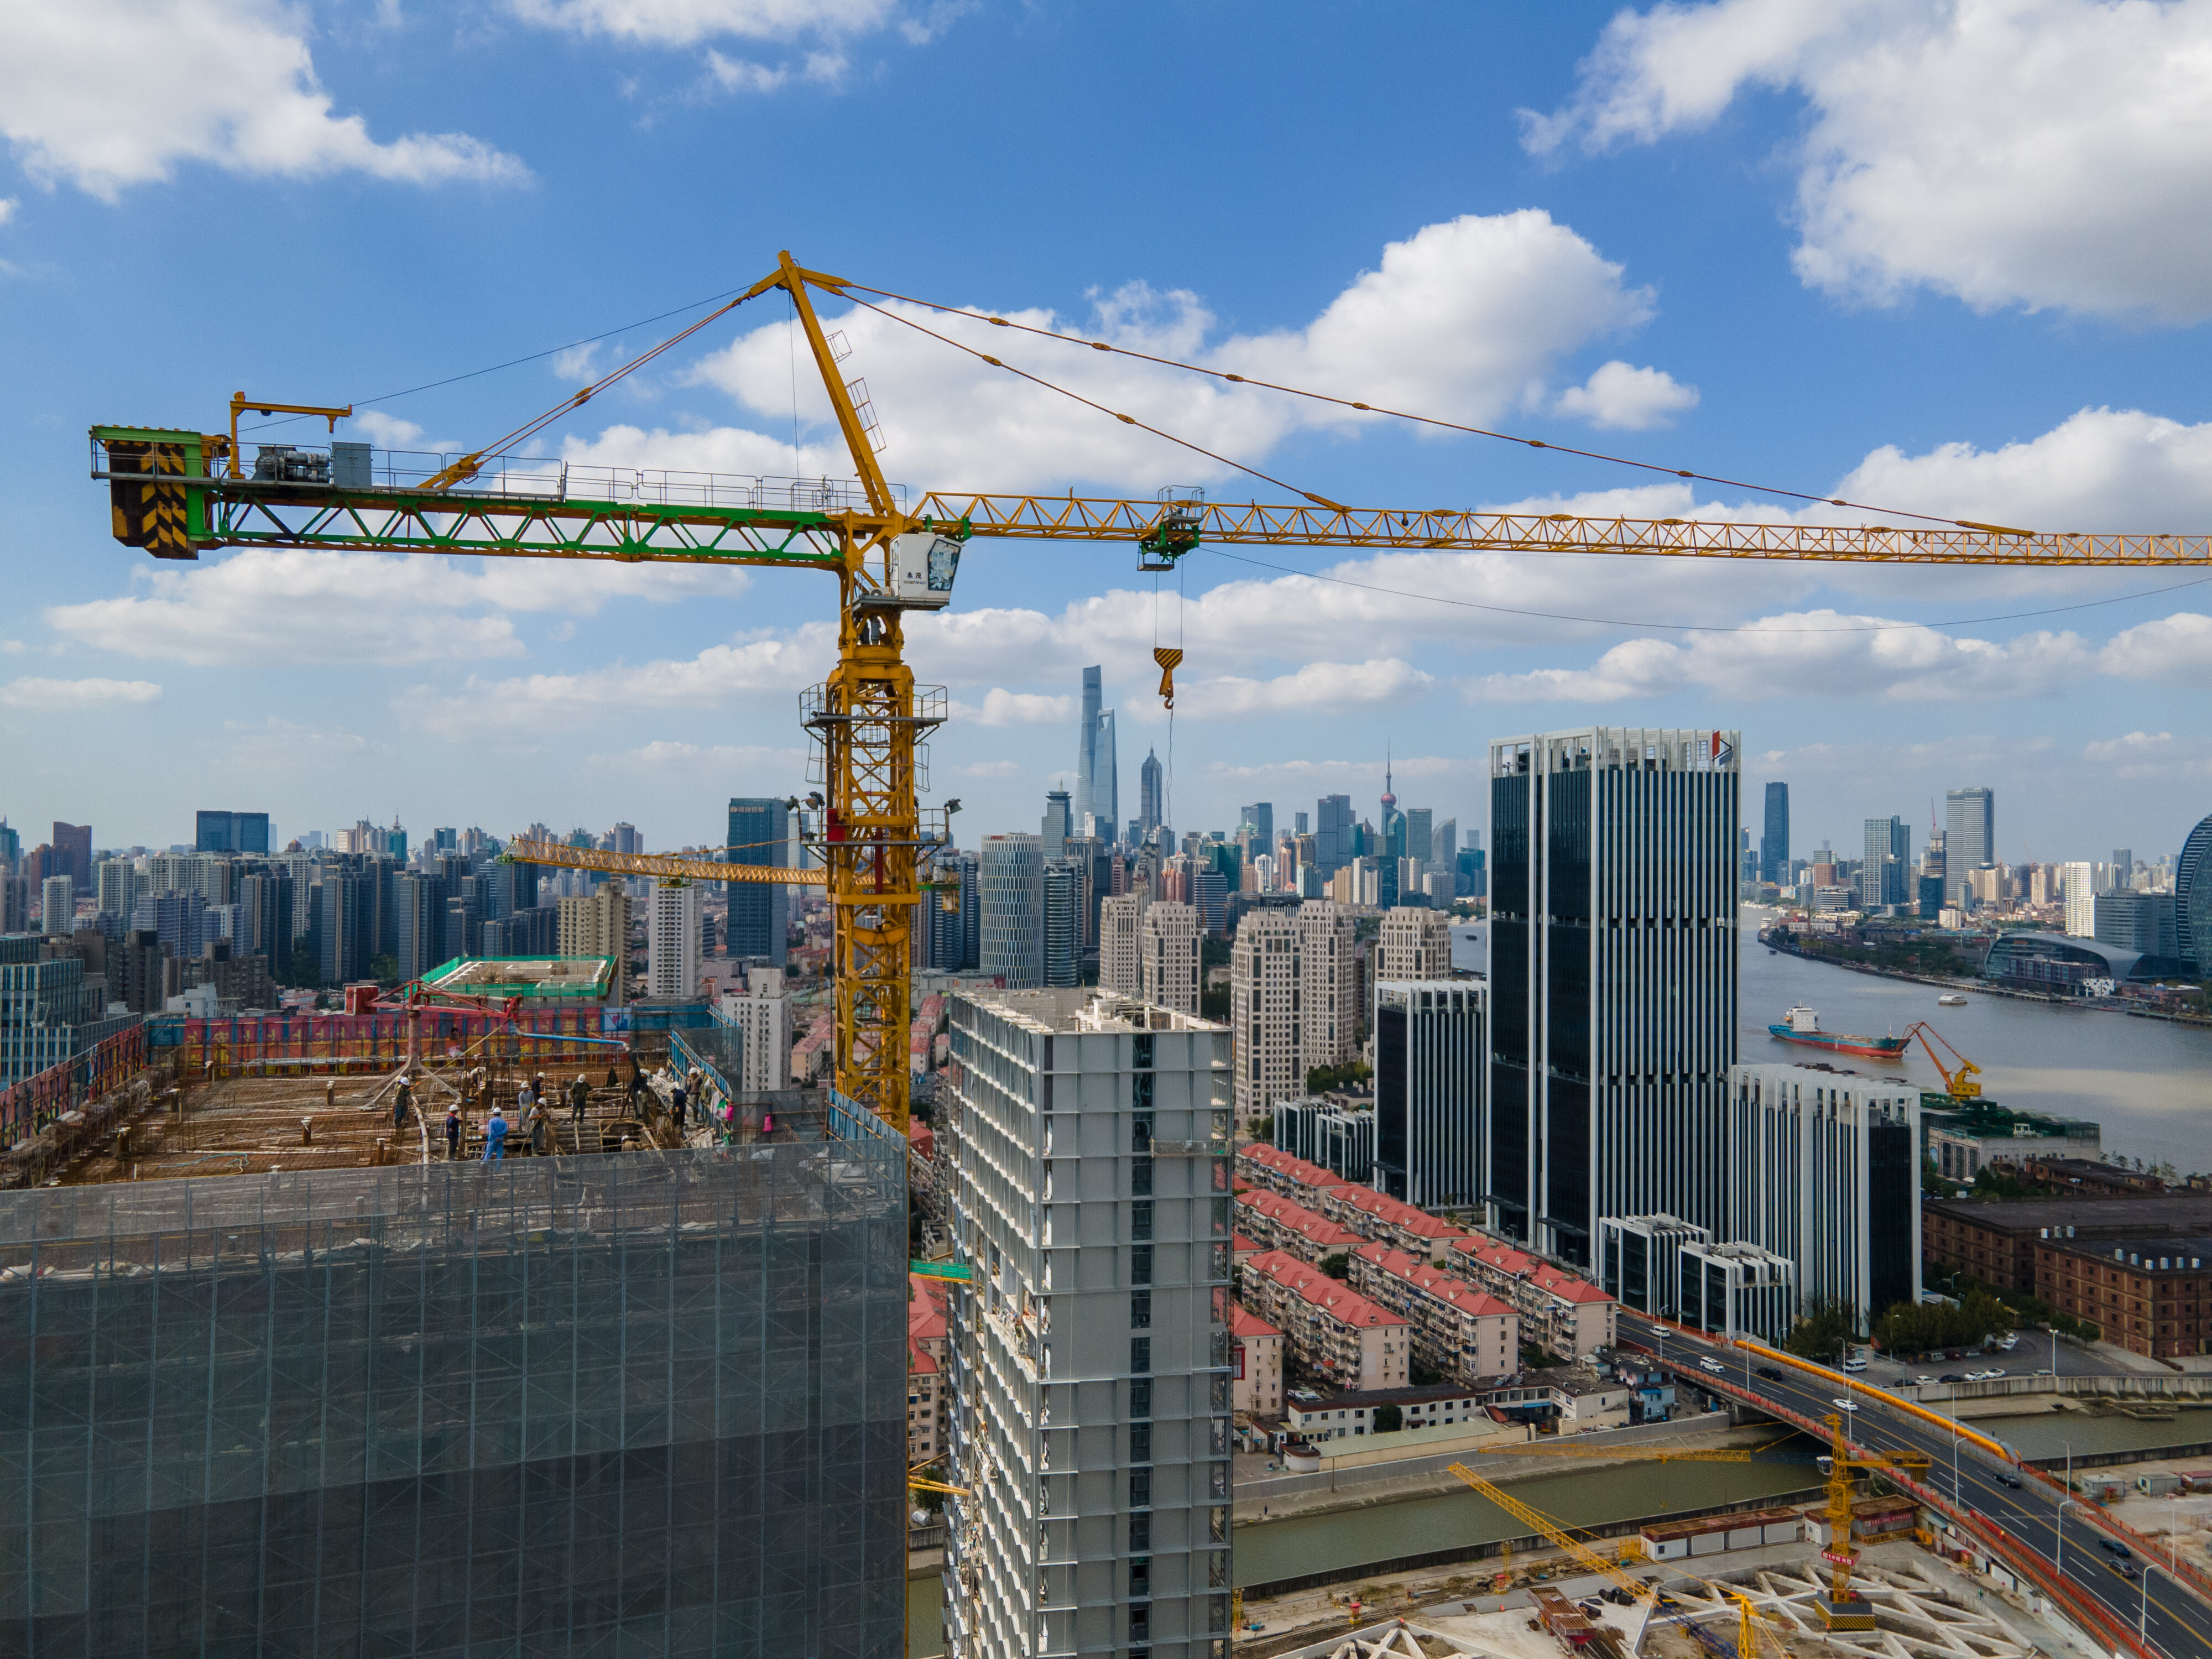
1153,646,1183,709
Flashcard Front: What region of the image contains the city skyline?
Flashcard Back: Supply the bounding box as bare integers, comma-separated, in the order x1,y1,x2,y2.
10,14,2212,859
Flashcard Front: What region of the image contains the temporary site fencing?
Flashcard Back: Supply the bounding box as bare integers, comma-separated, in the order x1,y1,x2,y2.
0,1129,910,1657
0,1020,150,1149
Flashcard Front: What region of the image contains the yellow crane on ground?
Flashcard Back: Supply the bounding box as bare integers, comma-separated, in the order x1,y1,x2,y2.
90,252,2212,1136
1447,1461,1652,1599
1812,1411,1931,1630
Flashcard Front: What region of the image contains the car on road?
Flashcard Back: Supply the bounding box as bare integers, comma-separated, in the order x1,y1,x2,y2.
2100,1538,2133,1559
1912,1375,1934,1385
2113,1562,2138,1581
1699,1358,1725,1374
1939,1373,1965,1384
1843,1359,1869,1372
1830,1398,1859,1412
1985,1368,2006,1378
2034,1369,2054,1377
1997,1473,2024,1489
1757,1366,1785,1381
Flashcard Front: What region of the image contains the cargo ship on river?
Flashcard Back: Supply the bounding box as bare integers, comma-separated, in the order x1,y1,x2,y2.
1768,1004,1910,1060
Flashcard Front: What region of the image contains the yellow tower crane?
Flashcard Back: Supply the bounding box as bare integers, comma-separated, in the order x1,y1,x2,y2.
1446,1462,1652,1599
1813,1412,1931,1630
89,252,2212,1138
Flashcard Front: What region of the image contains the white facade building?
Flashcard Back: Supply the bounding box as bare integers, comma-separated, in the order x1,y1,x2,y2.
1140,900,1202,1017
40,876,74,938
646,878,702,999
1231,910,1302,1120
979,833,1045,988
1297,900,1359,1071
2063,862,2096,937
945,990,1233,1659
1725,1062,1921,1330
1375,905,1452,983
1100,894,1142,999
722,964,791,1091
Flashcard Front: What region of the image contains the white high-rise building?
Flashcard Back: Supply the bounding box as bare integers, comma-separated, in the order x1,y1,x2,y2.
723,964,791,1091
647,878,702,999
40,875,74,937
2063,862,2096,937
980,833,1045,988
1140,900,1202,1016
1231,910,1302,1120
1374,905,1452,983
1229,900,1358,1118
1725,1062,1922,1330
1297,900,1359,1071
943,989,1233,1659
558,888,630,997
1100,894,1143,998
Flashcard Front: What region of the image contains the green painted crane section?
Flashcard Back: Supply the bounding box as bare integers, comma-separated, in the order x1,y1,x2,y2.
89,426,851,570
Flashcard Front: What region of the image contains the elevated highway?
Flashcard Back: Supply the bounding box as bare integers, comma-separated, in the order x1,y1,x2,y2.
1618,1311,2212,1658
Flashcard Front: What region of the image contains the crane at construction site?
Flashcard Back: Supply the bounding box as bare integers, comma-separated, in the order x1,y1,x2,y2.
88,251,2212,1139
1810,1411,1931,1630
1903,1021,1983,1101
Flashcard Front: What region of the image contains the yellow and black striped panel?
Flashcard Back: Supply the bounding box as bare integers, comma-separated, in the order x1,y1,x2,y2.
105,439,197,559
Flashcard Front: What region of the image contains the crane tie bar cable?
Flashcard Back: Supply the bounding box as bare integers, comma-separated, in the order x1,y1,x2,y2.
836,279,2025,535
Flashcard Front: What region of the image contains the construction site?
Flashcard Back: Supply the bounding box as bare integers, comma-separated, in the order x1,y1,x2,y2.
28,241,2212,1659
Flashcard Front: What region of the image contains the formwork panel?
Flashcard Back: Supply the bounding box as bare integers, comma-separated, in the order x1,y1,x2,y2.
0,1139,905,1658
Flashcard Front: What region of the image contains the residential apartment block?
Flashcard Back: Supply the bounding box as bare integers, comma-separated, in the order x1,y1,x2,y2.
1237,1249,1410,1393
1348,1244,1519,1384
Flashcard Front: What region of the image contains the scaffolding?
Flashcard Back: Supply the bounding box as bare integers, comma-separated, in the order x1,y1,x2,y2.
0,1131,908,1656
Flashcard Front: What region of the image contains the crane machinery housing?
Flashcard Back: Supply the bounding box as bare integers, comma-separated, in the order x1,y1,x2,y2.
88,251,2212,1145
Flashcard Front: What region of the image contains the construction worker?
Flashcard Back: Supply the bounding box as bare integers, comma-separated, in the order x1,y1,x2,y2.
532,1072,547,1115
670,1078,687,1131
568,1074,590,1125
627,1065,646,1120
516,1077,535,1117
525,1096,549,1156
393,1076,412,1132
324,1079,336,1113
483,1106,508,1163
444,1102,462,1160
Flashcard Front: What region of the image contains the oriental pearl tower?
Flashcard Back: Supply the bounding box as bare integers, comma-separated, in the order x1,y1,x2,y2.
1380,745,1397,831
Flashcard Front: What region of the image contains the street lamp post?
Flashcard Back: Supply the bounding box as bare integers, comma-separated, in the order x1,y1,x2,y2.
2056,1443,2071,1581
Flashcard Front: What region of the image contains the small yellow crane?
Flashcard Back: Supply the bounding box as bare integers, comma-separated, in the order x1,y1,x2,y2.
1903,1022,1982,1101
1813,1411,1931,1629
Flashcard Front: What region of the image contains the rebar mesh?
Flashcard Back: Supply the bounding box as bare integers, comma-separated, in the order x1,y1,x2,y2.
0,1139,907,1657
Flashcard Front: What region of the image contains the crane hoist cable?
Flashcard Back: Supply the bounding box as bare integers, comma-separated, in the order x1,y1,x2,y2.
835,278,2028,535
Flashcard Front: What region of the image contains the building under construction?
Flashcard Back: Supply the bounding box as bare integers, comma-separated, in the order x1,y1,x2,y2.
0,1068,910,1657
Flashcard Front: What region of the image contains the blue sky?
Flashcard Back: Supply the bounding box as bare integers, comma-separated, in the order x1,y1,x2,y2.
6,0,2212,865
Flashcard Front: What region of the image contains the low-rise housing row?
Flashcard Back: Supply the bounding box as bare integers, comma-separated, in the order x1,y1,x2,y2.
1235,1188,1365,1262
1348,1243,1519,1383
1318,1183,1468,1261
1238,1249,1410,1393
1230,1302,1284,1417
1448,1235,1616,1359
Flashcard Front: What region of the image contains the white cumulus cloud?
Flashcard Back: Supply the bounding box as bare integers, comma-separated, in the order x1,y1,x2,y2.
662,211,1666,493
1,675,161,709
1465,611,2095,703
0,0,528,199
47,548,747,667
2099,612,2212,687
1526,0,2212,321
1553,361,1699,430
511,0,895,45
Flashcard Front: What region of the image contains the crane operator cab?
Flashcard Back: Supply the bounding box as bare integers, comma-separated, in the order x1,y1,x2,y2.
885,531,962,607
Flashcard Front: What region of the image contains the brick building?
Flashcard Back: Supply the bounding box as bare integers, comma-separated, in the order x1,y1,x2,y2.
2037,1234,2212,1358
1921,1195,2212,1294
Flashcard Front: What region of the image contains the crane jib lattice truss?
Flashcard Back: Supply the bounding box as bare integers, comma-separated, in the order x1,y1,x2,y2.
86,252,2212,1134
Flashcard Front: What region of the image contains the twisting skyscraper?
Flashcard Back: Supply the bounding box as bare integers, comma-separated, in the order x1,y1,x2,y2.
1076,666,1120,841
1140,748,1166,842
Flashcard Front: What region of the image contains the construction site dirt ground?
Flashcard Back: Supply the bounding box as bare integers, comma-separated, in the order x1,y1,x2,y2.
1232,1536,2096,1659
52,1065,690,1185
